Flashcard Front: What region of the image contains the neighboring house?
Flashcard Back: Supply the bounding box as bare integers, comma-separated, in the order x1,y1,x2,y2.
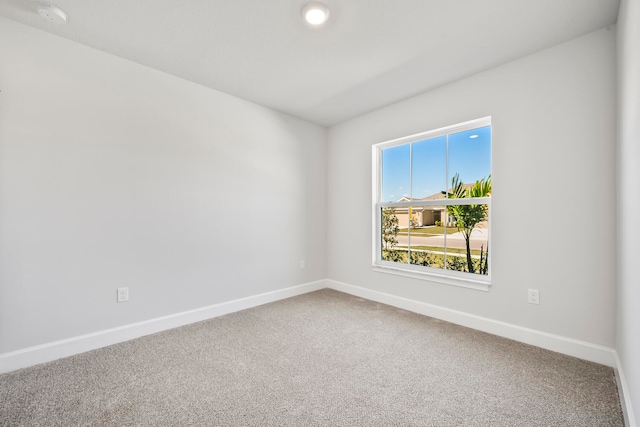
393,184,478,228
394,196,444,228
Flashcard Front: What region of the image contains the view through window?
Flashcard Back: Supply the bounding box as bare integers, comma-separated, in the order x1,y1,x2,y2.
373,117,491,283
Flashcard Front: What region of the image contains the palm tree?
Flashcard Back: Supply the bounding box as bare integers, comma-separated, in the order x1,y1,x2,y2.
443,174,491,273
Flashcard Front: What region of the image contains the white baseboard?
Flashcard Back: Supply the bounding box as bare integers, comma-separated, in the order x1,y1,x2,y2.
615,352,637,427
328,280,636,424
327,279,617,368
2,279,633,424
0,280,327,374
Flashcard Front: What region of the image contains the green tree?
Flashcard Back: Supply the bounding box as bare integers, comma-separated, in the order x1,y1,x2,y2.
478,244,489,275
381,208,399,250
443,174,491,274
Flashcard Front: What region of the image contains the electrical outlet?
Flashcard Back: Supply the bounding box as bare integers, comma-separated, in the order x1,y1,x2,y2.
117,287,129,303
300,259,306,269
528,289,539,305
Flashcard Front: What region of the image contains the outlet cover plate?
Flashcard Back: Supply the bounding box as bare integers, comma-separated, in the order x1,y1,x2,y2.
117,287,129,303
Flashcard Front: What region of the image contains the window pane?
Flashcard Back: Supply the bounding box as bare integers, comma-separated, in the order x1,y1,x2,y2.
447,126,491,190
445,203,489,275
411,136,446,200
381,144,410,202
407,205,448,270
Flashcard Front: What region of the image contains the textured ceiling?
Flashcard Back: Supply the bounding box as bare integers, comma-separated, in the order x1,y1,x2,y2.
0,0,620,126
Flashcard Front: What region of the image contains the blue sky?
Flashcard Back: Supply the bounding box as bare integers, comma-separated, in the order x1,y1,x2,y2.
381,126,491,202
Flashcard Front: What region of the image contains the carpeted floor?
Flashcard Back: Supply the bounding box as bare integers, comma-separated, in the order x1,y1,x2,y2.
0,289,624,426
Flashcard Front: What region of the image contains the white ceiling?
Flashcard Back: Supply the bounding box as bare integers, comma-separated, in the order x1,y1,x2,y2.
0,0,620,127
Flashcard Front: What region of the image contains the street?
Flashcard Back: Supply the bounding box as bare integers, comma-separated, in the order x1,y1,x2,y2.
395,227,488,251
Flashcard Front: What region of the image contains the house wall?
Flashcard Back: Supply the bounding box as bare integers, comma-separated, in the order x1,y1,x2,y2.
327,28,617,347
617,0,640,423
0,18,327,354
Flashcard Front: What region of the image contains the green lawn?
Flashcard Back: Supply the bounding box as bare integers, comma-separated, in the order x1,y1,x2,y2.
397,226,459,236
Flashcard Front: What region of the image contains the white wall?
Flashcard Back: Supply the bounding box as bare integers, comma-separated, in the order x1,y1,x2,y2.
327,28,617,347
617,0,640,423
0,17,326,354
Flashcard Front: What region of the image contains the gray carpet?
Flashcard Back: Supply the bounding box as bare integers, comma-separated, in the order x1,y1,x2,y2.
0,289,624,426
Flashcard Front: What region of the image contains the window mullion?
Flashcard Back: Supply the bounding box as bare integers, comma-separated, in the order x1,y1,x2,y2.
444,133,449,270
408,143,412,264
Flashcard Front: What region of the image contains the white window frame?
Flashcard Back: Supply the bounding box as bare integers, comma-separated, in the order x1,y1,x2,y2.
372,117,492,291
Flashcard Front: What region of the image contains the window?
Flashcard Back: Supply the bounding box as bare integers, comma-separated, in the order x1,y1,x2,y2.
372,117,492,289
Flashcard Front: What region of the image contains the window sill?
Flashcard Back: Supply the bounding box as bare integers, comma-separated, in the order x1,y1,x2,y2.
372,264,490,292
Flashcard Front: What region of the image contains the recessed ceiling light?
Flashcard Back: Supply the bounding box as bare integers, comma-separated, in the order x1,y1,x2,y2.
301,2,330,26
469,134,479,139
34,2,68,25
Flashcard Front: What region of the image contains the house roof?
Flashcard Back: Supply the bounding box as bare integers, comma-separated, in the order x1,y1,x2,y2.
396,183,477,203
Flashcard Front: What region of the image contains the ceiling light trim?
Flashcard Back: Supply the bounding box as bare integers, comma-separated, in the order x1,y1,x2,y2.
301,2,330,27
